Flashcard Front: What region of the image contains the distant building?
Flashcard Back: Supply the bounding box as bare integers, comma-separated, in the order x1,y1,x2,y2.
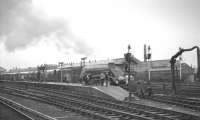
131,59,194,82
1,57,194,83
9,67,37,73
0,66,6,73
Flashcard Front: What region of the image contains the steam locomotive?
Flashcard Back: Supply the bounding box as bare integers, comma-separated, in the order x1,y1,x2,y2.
0,64,125,85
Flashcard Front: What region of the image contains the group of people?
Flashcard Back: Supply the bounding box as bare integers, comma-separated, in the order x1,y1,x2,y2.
82,72,111,87
127,80,153,100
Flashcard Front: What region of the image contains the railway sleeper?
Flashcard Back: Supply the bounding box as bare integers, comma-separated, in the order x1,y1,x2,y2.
150,97,200,111
26,89,178,120
1,86,198,120
0,87,183,120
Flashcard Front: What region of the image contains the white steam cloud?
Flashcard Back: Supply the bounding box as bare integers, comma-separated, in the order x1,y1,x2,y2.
0,0,93,55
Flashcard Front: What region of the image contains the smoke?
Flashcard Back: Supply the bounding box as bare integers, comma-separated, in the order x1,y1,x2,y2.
0,0,93,55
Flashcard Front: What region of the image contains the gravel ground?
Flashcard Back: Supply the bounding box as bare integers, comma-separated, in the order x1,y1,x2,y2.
0,92,91,120
131,98,200,117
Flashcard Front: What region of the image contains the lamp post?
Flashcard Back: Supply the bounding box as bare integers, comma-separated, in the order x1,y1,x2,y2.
37,64,46,82
81,57,87,68
80,57,87,84
59,62,64,82
81,57,87,69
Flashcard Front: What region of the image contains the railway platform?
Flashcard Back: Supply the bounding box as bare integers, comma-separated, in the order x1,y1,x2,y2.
0,80,129,101
93,86,129,101
43,82,129,100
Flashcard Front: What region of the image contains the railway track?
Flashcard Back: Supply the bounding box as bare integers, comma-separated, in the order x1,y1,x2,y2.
1,86,200,120
26,87,196,120
32,87,200,120
0,88,115,120
0,98,34,120
147,95,200,111
0,96,56,120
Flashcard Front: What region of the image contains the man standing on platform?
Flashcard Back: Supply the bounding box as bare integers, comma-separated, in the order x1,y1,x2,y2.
100,73,105,86
105,72,109,87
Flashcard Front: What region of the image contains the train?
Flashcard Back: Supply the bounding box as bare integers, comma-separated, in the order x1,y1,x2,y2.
0,64,128,86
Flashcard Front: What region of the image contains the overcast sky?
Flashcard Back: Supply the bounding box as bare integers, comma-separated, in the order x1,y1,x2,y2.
0,0,199,69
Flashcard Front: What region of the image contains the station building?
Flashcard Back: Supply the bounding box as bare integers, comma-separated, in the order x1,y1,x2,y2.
131,59,194,82
2,56,195,83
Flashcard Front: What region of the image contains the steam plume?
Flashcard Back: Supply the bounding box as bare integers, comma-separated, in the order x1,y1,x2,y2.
0,0,93,55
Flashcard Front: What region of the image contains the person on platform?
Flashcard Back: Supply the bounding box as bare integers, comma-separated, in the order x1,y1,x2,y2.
83,74,88,85
105,72,109,87
86,74,90,85
136,80,145,98
146,86,153,97
100,73,105,86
